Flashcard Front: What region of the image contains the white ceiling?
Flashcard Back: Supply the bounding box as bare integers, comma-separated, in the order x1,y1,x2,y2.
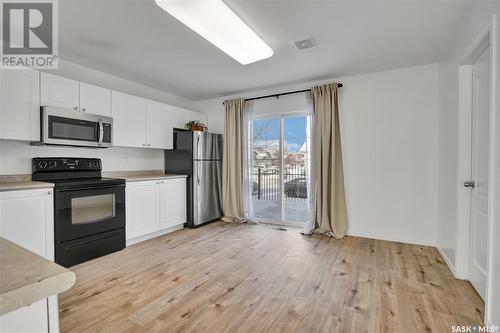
60,0,477,100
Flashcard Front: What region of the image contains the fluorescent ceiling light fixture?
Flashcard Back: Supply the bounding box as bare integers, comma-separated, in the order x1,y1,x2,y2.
155,0,273,65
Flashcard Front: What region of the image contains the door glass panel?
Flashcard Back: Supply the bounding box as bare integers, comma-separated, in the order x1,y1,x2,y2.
250,115,310,226
251,118,281,222
283,115,310,224
49,116,98,141
72,194,115,224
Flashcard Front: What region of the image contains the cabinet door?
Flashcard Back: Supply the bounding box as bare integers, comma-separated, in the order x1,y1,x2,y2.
126,181,160,240
146,100,173,149
40,72,79,111
0,69,40,141
111,91,146,148
0,189,54,333
0,300,49,333
0,188,54,259
160,178,186,229
79,82,111,116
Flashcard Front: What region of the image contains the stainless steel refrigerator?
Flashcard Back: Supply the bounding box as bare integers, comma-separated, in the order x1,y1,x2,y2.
165,131,223,227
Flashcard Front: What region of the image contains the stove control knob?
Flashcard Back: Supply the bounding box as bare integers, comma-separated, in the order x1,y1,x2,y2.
38,161,47,169
85,161,92,168
49,161,57,168
93,161,99,168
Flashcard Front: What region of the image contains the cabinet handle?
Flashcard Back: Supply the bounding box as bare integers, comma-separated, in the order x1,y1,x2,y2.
142,143,146,146
81,108,86,112
148,144,151,147
73,106,78,110
48,191,52,195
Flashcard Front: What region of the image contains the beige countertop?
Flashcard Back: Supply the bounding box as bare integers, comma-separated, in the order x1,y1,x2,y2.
103,170,187,182
0,171,187,191
0,175,54,192
0,238,76,316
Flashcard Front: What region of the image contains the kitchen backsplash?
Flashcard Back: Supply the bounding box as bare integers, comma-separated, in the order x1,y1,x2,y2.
0,140,164,175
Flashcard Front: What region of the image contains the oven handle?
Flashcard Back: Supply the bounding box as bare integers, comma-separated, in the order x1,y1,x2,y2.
56,183,125,192
63,231,121,249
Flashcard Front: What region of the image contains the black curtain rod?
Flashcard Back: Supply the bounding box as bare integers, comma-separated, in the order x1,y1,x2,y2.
244,83,343,102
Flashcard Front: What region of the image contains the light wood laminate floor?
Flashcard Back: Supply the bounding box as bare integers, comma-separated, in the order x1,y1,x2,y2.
59,222,484,332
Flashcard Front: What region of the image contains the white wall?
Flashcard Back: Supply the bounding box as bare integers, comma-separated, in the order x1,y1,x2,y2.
198,64,440,246
437,61,459,270
0,140,164,174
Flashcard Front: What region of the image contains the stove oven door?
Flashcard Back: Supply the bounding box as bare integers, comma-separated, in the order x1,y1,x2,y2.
55,184,125,243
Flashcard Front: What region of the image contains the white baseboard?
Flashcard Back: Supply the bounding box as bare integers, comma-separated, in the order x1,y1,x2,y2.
346,231,436,247
126,224,184,246
437,246,457,277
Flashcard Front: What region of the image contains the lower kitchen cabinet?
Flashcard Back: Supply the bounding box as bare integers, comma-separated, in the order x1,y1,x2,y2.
125,178,186,243
125,180,161,239
160,178,187,229
0,188,60,333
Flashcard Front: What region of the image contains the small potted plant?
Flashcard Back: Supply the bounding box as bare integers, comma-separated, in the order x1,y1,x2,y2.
185,120,208,132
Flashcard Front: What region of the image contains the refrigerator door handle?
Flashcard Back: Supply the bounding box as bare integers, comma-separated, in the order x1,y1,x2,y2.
197,161,201,185
197,135,200,160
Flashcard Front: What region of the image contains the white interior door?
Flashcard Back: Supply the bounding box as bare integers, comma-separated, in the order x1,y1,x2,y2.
469,44,490,300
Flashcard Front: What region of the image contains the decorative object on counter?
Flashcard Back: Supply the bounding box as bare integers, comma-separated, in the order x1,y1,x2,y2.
184,120,208,132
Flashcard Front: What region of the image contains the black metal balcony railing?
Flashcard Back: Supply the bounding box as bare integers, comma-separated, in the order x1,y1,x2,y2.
252,164,307,202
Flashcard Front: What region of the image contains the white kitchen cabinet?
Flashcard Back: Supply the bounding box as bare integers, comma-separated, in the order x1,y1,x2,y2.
79,82,111,116
146,100,173,149
126,180,161,239
0,188,53,258
171,106,207,130
0,188,59,333
0,69,40,141
111,91,147,148
160,178,186,229
40,72,79,111
126,178,186,243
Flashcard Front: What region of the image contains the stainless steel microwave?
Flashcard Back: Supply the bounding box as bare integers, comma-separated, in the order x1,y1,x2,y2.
39,107,113,148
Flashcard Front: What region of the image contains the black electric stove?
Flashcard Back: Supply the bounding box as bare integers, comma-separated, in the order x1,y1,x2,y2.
32,158,126,267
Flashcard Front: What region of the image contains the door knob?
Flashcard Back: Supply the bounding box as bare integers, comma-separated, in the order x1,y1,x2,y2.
464,181,475,188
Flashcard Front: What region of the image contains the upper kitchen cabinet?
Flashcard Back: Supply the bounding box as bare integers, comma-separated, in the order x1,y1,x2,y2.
111,91,147,148
146,100,173,149
41,73,111,116
171,106,208,130
40,72,79,111
0,69,40,141
79,82,111,116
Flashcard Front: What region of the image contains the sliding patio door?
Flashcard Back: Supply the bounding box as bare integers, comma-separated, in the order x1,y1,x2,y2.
250,114,311,226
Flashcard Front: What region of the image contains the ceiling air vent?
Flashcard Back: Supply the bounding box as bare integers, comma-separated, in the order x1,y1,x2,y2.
292,35,316,50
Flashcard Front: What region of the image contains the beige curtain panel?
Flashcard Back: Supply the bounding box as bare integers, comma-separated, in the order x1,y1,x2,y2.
311,83,348,238
221,98,246,222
